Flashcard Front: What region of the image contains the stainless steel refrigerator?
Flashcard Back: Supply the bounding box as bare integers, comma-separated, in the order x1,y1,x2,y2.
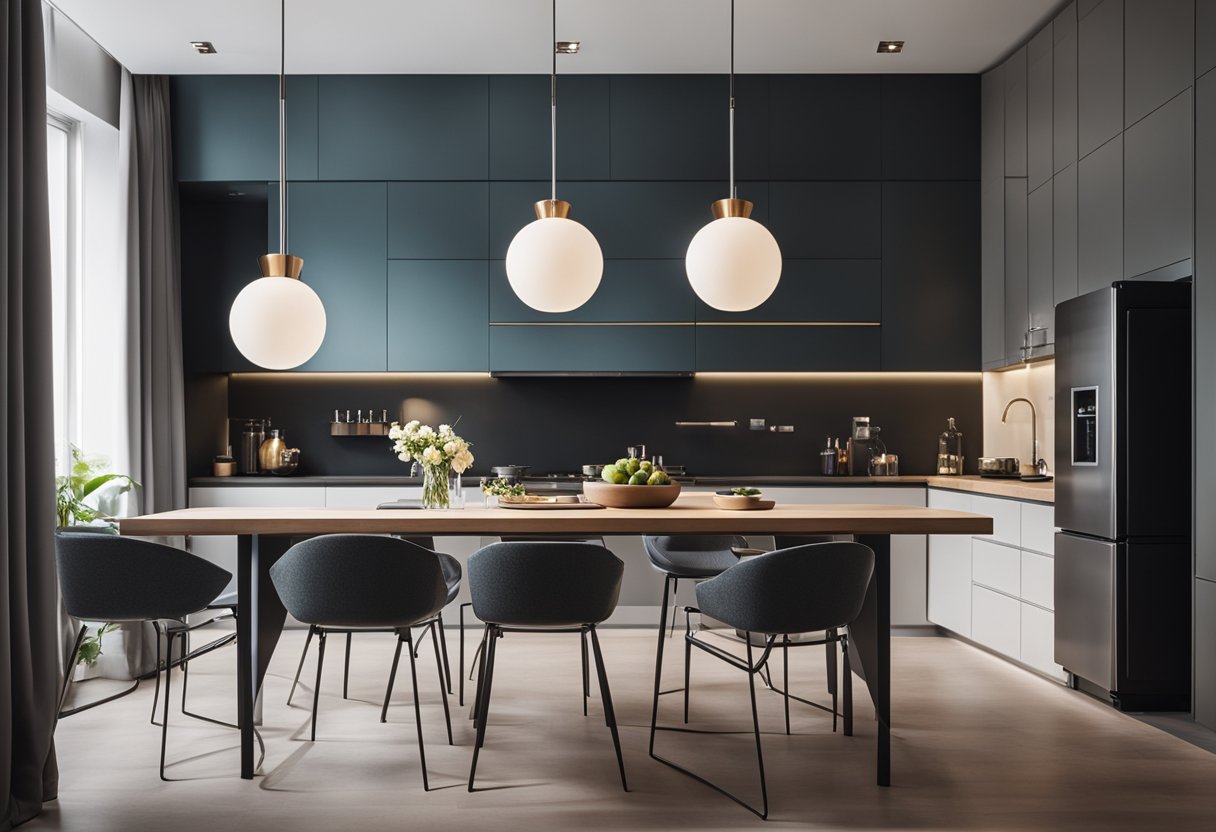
1054,281,1191,711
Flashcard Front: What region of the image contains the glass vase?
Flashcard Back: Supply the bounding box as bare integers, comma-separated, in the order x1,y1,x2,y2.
421,463,452,510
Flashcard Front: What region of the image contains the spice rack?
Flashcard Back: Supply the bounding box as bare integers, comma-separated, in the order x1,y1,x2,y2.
330,409,392,437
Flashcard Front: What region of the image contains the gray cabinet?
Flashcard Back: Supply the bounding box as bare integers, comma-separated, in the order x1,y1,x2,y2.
488,75,610,181
1028,181,1055,351
387,261,488,371
1005,47,1029,177
268,182,388,371
1054,3,1079,172
880,75,980,181
770,75,880,180
695,260,879,324
769,182,881,259
317,76,488,180
489,325,694,374
1053,163,1080,304
490,260,694,324
1078,0,1124,157
1201,0,1216,78
1197,71,1216,582
1005,178,1029,364
1124,0,1194,127
695,325,880,372
1028,27,1055,190
881,182,980,371
1197,579,1216,729
1077,134,1122,294
387,182,488,260
982,67,1007,368
1123,89,1193,278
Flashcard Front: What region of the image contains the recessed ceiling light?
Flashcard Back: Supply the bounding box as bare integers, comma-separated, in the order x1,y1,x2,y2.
555,41,580,54
190,41,217,54
877,41,904,53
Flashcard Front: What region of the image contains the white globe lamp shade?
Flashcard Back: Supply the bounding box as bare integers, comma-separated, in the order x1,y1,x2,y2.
685,199,782,313
505,200,603,313
229,258,326,370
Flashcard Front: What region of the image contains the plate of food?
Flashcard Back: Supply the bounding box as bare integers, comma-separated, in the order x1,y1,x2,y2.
498,494,602,510
712,487,775,511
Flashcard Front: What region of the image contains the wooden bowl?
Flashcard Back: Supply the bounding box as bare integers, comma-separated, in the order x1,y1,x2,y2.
582,480,682,508
712,494,775,511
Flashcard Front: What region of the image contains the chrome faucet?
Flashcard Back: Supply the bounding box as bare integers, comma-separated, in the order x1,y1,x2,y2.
1001,397,1046,475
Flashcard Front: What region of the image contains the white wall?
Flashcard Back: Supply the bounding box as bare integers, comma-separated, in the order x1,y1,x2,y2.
982,360,1055,473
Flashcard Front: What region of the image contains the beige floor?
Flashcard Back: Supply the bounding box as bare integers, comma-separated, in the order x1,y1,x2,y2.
30,629,1216,831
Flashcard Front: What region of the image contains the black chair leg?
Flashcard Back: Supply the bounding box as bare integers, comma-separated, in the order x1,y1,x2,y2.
382,633,405,723
56,625,87,722
841,633,853,737
405,631,431,792
683,630,692,724
436,613,453,695
783,635,791,736
150,625,162,724
287,625,314,705
158,627,176,781
311,628,327,741
458,602,471,706
468,625,499,791
589,627,628,792
745,639,770,820
429,621,453,745
581,629,589,716
342,633,352,700
648,571,673,756
669,577,679,636
827,627,839,733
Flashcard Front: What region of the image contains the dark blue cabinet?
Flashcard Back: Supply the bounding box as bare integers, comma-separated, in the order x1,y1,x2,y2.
881,75,980,181
490,260,694,323
268,183,387,371
387,261,488,371
770,75,880,180
769,182,881,259
694,260,880,323
317,76,488,180
695,325,881,371
489,325,694,374
489,75,610,180
387,182,489,259
172,75,318,182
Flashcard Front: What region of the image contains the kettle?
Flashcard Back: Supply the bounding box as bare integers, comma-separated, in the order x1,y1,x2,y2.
258,429,289,473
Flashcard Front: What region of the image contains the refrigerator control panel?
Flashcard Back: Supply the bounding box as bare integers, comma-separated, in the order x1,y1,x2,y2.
1072,386,1098,466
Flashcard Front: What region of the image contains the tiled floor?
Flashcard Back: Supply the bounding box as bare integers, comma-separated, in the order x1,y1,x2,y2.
30,629,1216,831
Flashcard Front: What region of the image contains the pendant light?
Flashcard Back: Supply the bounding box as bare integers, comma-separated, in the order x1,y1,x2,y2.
685,0,781,312
504,0,603,313
229,0,326,370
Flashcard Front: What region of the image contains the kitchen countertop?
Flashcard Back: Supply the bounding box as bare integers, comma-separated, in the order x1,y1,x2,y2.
189,473,1053,502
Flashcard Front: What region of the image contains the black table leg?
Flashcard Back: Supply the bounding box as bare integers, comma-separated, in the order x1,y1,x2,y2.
850,533,891,787
237,534,290,779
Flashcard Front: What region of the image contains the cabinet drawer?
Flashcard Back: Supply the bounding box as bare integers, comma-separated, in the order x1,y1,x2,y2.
971,494,1021,546
929,534,972,636
972,584,1021,658
1021,550,1054,610
928,488,971,512
324,487,422,509
1020,602,1066,680
1020,502,1055,555
188,487,327,508
973,538,1021,597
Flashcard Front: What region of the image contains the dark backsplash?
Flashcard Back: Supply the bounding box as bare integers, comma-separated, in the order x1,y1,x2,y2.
190,372,983,478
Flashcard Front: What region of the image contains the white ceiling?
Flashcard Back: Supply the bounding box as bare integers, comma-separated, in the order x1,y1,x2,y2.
54,0,1062,75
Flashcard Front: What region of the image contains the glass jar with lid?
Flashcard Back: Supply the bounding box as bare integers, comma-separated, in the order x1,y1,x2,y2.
936,417,963,475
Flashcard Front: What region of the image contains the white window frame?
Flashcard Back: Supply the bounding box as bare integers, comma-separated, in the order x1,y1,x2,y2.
47,110,84,476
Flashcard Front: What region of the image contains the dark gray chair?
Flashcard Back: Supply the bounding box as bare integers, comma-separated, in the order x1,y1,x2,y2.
466,541,627,792
650,541,875,820
269,535,450,791
55,532,232,780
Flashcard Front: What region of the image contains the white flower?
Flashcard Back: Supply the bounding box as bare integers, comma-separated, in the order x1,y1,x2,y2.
388,422,403,440
452,448,474,473
438,424,453,436
422,446,444,465
397,452,410,463
417,425,434,438
443,440,460,457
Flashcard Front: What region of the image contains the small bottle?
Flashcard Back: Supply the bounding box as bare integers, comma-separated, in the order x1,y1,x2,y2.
937,417,964,476
820,436,837,476
836,438,848,476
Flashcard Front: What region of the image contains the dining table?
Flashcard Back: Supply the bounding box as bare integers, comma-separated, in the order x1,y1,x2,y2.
118,494,992,786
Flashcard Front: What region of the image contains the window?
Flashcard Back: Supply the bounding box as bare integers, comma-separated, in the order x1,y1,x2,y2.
47,112,82,477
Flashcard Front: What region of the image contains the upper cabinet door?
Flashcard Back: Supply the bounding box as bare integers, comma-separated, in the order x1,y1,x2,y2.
1005,46,1029,177
770,75,880,179
387,182,489,260
1077,134,1123,294
172,76,318,182
1027,27,1055,191
1028,180,1055,350
268,182,388,371
981,67,1007,368
1078,0,1124,158
488,75,610,181
880,75,980,180
1054,162,1080,305
1004,178,1029,364
1200,0,1216,78
1124,0,1194,128
1054,2,1079,173
1124,89,1194,278
387,261,488,372
317,76,488,180
768,182,881,259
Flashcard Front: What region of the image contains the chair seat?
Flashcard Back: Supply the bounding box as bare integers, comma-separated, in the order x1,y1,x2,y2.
644,535,748,579
209,589,239,609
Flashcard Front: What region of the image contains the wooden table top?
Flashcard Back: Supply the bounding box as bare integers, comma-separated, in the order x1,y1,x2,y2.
118,494,993,537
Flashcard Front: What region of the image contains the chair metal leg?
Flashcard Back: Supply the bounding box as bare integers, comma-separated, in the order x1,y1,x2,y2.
405,631,431,791
828,628,839,733
581,629,589,716
468,625,499,791
669,577,679,636
158,627,176,781
429,621,453,745
458,603,471,706
382,633,405,723
150,625,163,724
683,629,692,724
436,612,453,695
842,633,854,738
56,625,87,722
745,639,770,820
287,625,314,705
783,635,791,736
648,572,673,756
311,628,326,741
342,633,352,699
589,627,628,792
181,632,190,712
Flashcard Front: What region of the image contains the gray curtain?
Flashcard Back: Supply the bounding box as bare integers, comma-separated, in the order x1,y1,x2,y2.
1,0,61,828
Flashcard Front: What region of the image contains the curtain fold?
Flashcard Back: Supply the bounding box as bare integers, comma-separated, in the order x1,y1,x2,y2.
1,0,61,828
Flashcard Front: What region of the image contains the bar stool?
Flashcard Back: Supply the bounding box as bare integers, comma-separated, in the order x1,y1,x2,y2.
55,532,232,780
466,541,627,792
269,535,451,791
650,541,874,819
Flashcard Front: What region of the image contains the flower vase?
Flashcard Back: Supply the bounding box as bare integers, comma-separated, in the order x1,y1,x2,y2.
421,463,452,510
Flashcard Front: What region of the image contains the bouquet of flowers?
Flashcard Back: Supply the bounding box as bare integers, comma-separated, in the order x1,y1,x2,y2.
388,421,474,508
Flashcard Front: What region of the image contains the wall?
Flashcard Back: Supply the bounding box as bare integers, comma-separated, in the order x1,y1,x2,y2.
982,360,1055,473
204,371,982,479
42,2,120,127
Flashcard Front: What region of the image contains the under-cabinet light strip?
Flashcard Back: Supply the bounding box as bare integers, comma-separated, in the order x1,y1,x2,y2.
488,321,881,327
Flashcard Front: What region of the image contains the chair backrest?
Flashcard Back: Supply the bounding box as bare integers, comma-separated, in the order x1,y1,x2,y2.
468,542,624,627
270,535,447,628
56,532,231,623
694,542,875,635
772,534,839,550
643,535,748,578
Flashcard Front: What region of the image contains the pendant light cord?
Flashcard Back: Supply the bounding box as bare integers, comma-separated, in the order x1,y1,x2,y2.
550,0,557,202
279,0,288,252
729,0,735,199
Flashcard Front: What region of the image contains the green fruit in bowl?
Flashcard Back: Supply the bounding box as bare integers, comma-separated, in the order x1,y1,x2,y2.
615,457,631,470
602,465,628,485
647,470,671,486
628,471,649,486
625,458,641,475
638,460,653,473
